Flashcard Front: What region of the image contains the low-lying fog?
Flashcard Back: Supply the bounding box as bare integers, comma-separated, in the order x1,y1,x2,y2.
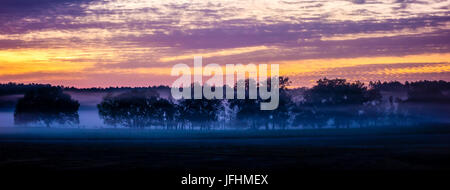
0,91,106,128
1,90,449,129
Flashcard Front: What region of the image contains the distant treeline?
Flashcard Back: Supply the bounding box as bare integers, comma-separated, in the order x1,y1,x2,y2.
2,80,450,96
369,80,450,92
0,82,170,96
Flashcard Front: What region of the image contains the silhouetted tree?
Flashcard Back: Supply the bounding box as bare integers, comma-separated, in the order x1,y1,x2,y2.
230,98,262,129
98,90,174,128
304,78,373,105
152,97,177,128
369,81,407,91
406,80,450,103
265,77,293,129
177,98,222,129
14,87,80,127
226,77,294,129
293,78,381,128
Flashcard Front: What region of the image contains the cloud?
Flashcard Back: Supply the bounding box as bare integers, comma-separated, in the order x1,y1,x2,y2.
0,0,449,87
0,0,100,36
352,0,366,4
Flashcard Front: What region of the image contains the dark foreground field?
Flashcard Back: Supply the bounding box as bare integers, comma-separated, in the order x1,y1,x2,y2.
1,126,450,189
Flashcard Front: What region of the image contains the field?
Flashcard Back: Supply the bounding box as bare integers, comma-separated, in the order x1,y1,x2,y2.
1,125,450,189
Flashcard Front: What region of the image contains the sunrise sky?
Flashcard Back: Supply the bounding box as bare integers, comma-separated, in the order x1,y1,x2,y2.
0,0,449,87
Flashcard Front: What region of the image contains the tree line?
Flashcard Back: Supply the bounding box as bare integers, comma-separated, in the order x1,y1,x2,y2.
10,78,450,128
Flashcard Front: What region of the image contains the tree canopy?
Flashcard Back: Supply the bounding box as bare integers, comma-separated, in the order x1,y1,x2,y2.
14,87,80,127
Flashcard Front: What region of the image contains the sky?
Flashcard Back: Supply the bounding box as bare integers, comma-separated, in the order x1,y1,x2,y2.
0,0,449,88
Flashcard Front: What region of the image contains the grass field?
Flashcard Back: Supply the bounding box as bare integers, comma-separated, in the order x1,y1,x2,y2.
1,125,449,189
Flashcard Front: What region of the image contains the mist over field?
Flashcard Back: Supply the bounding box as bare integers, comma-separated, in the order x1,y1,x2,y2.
0,79,448,137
